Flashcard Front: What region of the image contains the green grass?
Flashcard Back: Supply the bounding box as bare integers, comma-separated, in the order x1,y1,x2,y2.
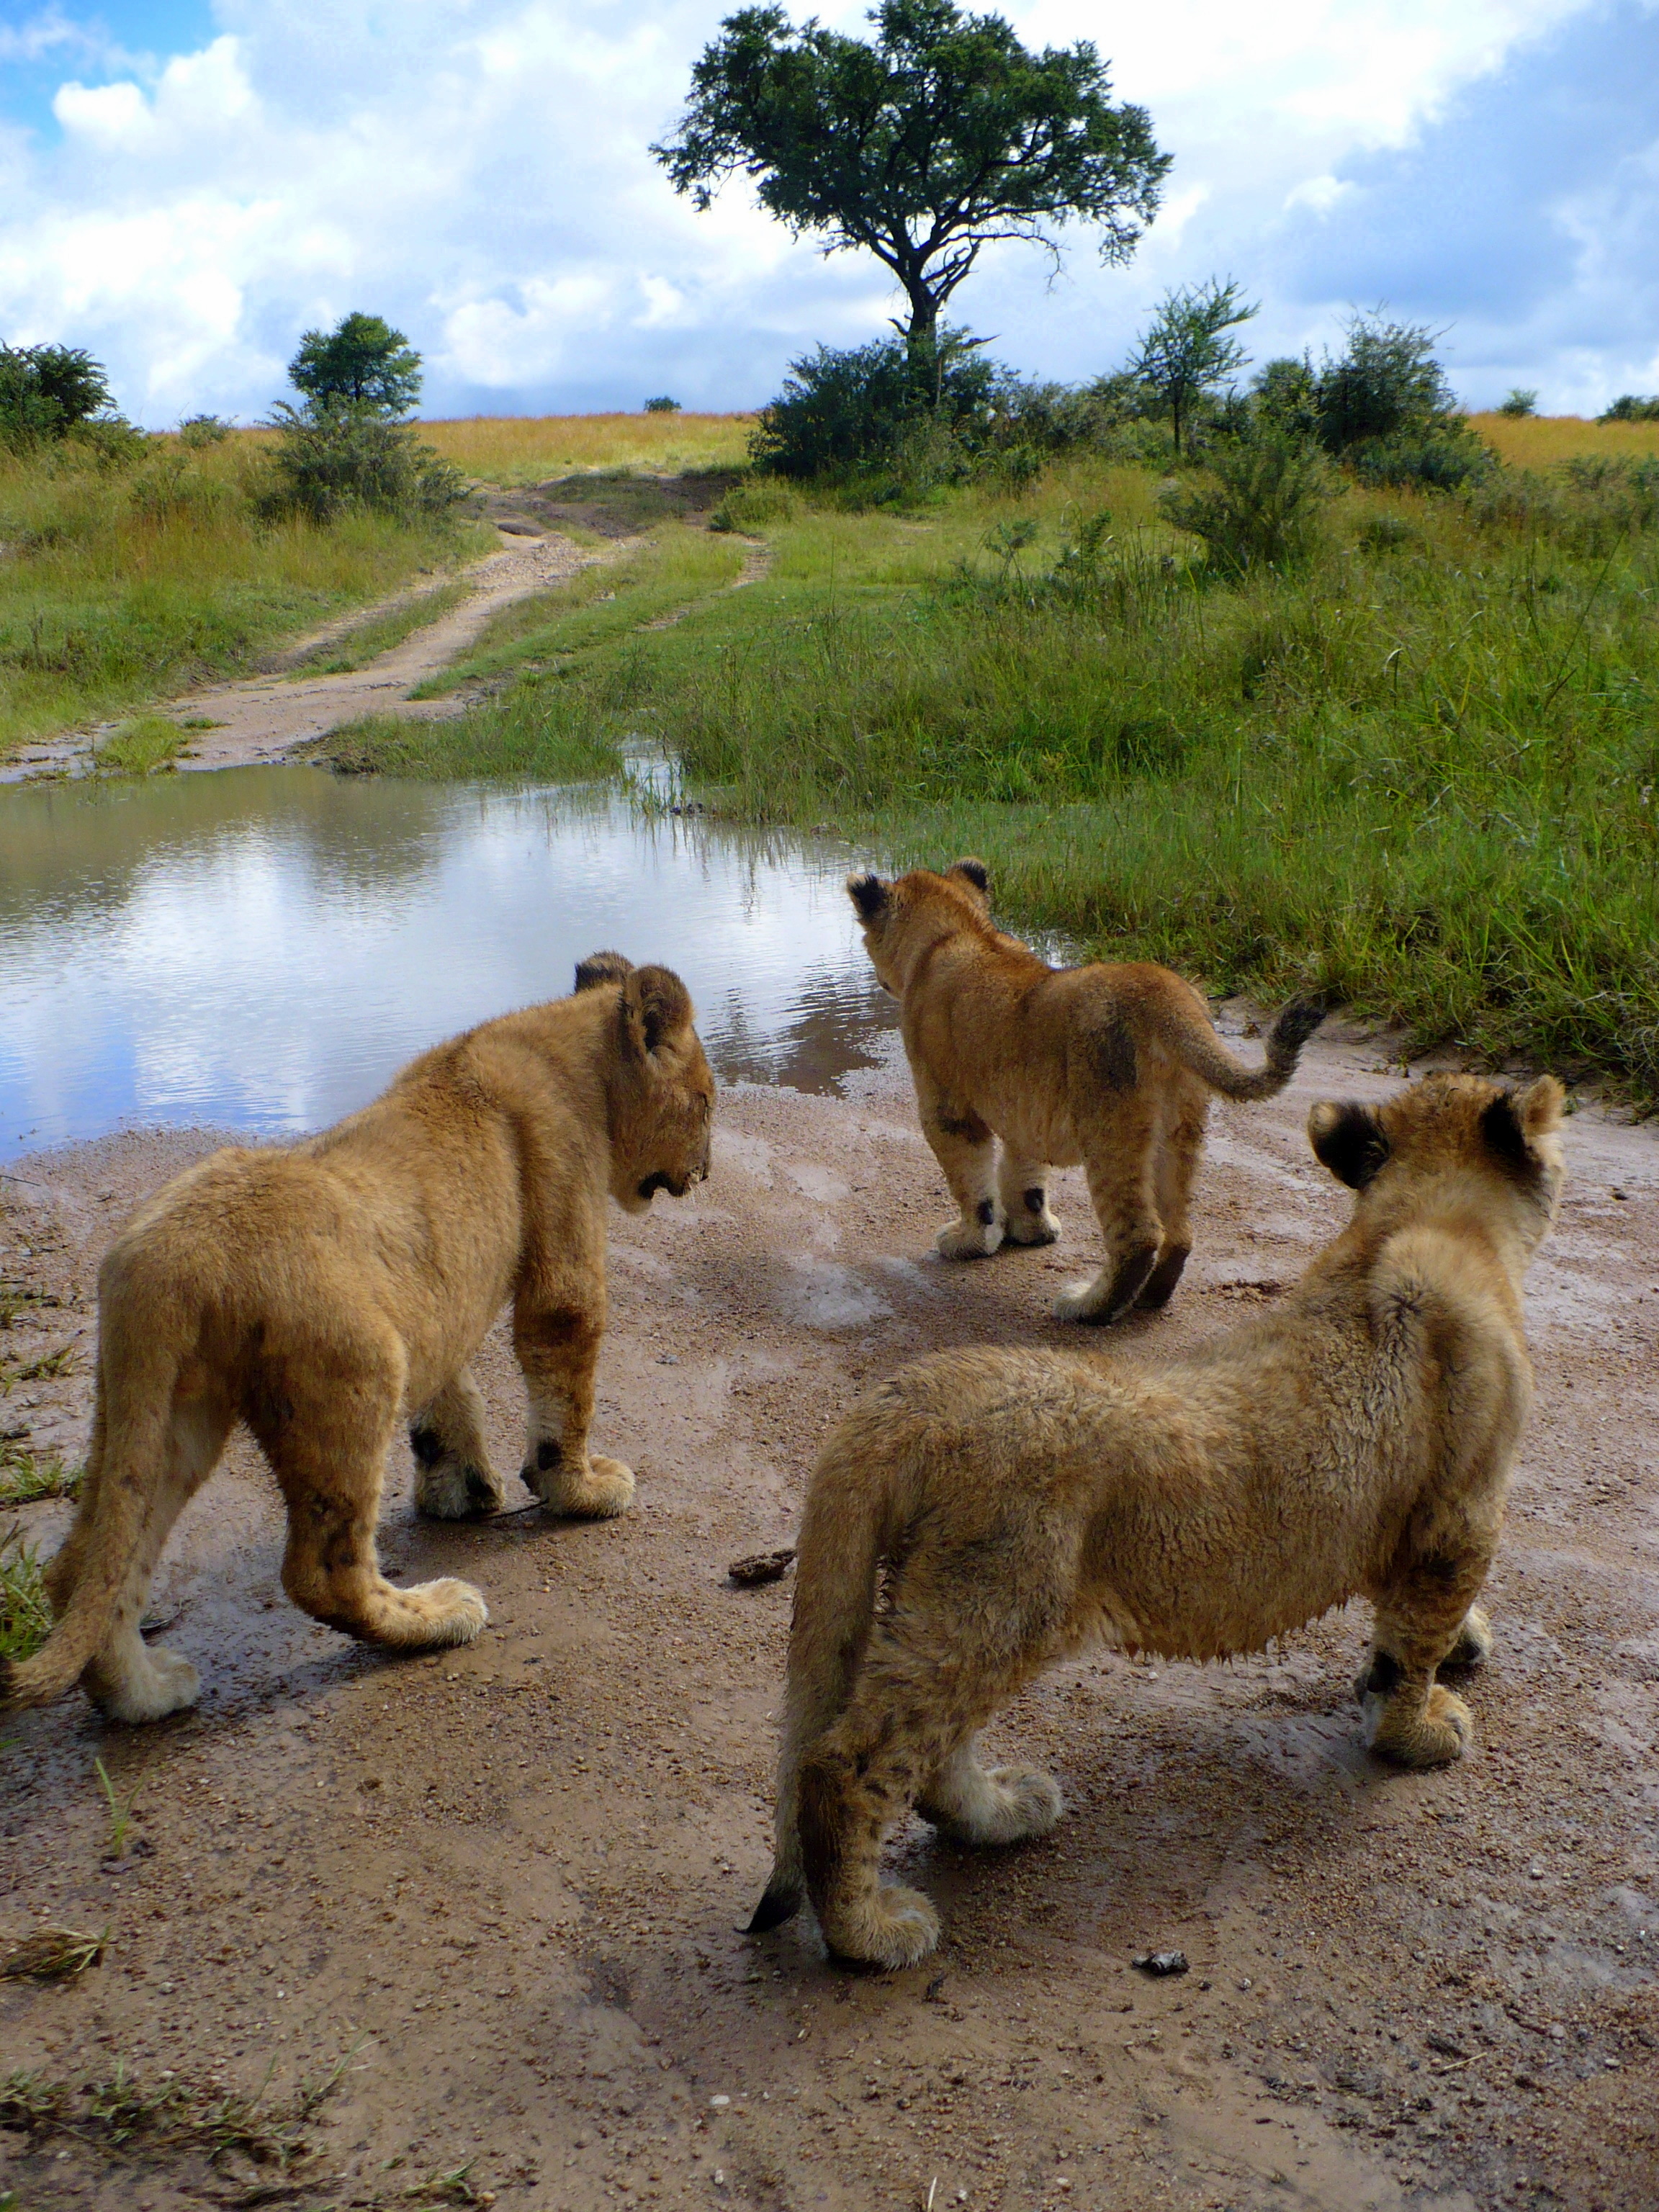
286,577,470,675
330,446,1659,1100
0,433,493,758
0,1528,51,1665
93,713,187,774
0,1436,79,1506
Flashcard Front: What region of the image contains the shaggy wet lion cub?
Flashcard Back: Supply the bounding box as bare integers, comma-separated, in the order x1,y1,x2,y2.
2,955,714,1725
751,1071,1565,1968
849,860,1324,1322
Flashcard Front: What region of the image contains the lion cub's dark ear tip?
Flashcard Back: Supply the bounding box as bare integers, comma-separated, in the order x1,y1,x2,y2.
1480,1088,1534,1171
950,856,990,893
1308,1099,1388,1189
574,950,633,993
847,871,888,921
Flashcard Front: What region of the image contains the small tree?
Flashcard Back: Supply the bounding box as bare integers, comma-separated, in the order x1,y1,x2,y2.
288,313,422,415
643,395,683,413
1127,278,1256,454
1498,387,1538,418
653,1,1170,343
0,342,121,449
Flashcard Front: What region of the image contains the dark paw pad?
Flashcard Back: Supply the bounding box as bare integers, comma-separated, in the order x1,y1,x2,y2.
976,1197,997,1227
535,1439,562,1473
409,1424,444,1468
464,1466,498,1509
1023,1187,1046,1215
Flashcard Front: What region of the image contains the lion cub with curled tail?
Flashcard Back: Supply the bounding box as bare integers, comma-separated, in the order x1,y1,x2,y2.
849,860,1324,1323
2,955,714,1725
751,1071,1565,1968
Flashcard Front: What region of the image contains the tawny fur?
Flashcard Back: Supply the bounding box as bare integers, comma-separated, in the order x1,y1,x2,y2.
848,860,1325,1323
751,1071,1565,1969
1,957,714,1725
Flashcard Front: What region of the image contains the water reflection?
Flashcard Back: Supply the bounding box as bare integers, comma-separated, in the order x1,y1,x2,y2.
0,768,896,1159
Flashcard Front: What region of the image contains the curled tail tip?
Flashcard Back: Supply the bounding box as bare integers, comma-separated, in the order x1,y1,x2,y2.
1268,994,1329,1065
746,1876,804,1935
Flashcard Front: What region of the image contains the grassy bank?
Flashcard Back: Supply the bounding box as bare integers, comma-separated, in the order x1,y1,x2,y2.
318,431,1659,1100
0,431,490,757
420,411,754,485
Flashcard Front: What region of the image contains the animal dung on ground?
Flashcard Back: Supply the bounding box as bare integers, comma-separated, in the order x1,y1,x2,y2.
727,1547,796,1588
1132,1948,1190,1977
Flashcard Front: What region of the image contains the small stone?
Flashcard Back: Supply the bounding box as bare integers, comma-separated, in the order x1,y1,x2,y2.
727,1548,796,1588
1529,1862,1546,1880
1132,1949,1189,1977
709,2094,730,2108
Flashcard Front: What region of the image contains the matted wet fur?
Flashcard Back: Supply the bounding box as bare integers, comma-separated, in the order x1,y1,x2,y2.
1,956,714,1725
848,860,1325,1323
750,1072,1565,1968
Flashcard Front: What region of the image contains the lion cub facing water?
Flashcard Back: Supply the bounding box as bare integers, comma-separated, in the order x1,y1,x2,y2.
848,860,1323,1323
2,956,714,1725
751,1071,1565,1967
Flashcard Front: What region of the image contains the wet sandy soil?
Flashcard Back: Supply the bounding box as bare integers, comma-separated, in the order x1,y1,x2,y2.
1,1033,1655,2212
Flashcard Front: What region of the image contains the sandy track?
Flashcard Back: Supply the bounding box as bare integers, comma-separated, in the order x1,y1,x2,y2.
0,529,607,784
1,1031,1655,2211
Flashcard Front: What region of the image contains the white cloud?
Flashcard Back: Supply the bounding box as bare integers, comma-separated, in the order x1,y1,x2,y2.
0,0,1637,421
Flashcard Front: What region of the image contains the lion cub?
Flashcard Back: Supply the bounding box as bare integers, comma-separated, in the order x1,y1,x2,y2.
3,956,714,1725
751,1071,1565,1967
848,860,1324,1323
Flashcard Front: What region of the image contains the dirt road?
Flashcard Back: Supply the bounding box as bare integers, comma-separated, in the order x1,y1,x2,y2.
1,1033,1655,2212
0,529,601,785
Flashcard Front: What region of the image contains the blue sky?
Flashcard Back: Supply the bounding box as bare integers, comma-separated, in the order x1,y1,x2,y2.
1,0,1655,423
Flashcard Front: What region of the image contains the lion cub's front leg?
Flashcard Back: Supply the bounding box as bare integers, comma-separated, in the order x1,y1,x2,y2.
410,1370,505,1521
514,1295,634,1519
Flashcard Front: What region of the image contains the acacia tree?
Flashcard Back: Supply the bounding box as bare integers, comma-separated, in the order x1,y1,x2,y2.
1128,277,1256,454
288,313,422,415
653,1,1170,343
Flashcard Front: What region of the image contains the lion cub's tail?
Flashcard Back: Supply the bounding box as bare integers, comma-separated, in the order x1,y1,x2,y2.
0,1328,180,1713
747,1389,913,1936
1169,994,1326,1102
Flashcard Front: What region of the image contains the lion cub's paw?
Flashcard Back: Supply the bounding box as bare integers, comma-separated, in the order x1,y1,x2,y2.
1366,1682,1472,1768
936,1210,1004,1261
404,1578,490,1647
523,1447,636,1520
1444,1605,1493,1669
92,1645,202,1725
1002,1192,1061,1247
825,1882,941,1971
414,1451,505,1522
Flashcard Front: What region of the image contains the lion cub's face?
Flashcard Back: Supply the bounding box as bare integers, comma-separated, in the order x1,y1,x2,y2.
590,958,715,1216
846,858,993,997
1309,1071,1566,1260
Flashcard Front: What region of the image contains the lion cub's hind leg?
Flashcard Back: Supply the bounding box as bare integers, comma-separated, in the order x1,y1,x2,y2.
410,1370,505,1521
1360,1576,1493,1769
79,1393,230,1724
996,1151,1061,1248
1053,1100,1162,1325
1138,1077,1208,1310
917,1735,1064,1846
265,1347,487,1651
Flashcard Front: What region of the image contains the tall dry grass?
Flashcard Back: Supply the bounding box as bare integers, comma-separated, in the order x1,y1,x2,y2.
419,413,755,486
1470,411,1659,467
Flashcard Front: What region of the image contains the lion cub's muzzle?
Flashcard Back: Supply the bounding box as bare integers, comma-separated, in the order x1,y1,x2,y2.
637,1146,711,1203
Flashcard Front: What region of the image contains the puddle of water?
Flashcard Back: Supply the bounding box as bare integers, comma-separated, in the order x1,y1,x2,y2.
0,768,897,1160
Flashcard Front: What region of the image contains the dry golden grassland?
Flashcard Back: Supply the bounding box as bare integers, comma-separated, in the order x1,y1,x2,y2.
419,411,755,485
1470,410,1659,465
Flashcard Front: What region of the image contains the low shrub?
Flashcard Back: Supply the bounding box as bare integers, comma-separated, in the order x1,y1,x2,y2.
1498,388,1539,418
1159,425,1335,571
643,395,682,413
1598,394,1659,423
709,480,799,531
751,331,997,485
260,402,470,523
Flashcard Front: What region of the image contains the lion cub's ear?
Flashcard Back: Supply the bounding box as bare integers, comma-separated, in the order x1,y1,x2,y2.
623,964,694,1056
848,873,889,923
1308,1100,1390,1189
575,950,634,994
946,858,991,904
1482,1075,1565,1175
